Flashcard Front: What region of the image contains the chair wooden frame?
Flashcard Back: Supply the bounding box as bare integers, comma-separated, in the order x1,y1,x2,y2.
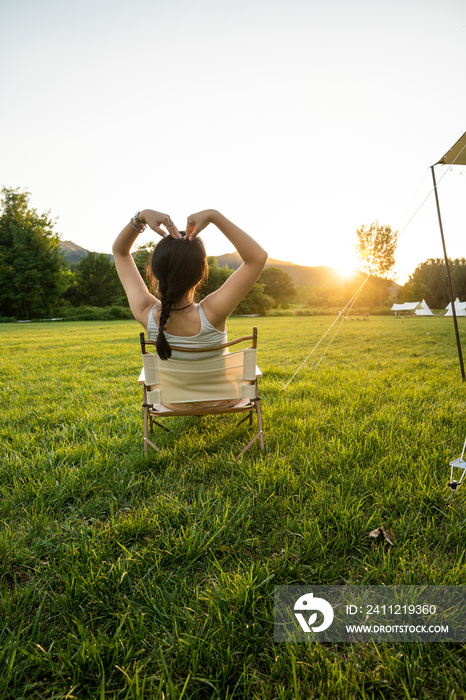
139,327,265,459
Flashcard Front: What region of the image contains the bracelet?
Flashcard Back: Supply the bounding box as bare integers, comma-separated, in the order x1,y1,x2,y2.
134,211,144,226
130,218,145,233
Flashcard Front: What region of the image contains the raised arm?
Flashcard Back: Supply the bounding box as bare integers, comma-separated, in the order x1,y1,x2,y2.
112,210,180,326
186,209,268,328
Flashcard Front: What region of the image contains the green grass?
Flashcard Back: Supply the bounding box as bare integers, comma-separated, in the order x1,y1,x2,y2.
1,316,466,699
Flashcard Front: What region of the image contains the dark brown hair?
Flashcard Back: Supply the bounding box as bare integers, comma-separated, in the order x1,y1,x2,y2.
149,235,208,360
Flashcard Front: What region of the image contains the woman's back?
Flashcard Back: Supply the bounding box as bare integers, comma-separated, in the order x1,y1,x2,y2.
147,301,227,360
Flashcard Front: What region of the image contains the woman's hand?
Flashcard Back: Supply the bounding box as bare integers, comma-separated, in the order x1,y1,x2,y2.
140,209,181,238
185,209,216,240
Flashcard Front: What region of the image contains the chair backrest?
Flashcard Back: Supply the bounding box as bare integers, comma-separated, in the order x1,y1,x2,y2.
140,328,258,406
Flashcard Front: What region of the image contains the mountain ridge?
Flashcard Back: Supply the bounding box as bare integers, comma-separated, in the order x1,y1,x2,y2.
59,241,400,290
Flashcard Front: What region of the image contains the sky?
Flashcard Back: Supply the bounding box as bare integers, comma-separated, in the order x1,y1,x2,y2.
1,0,465,284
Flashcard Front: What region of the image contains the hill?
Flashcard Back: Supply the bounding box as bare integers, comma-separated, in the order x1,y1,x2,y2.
59,240,90,264
59,240,112,264
59,241,400,294
216,252,338,287
216,252,400,293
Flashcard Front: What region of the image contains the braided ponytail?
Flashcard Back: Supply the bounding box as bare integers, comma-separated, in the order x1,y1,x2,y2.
156,290,173,360
150,235,208,361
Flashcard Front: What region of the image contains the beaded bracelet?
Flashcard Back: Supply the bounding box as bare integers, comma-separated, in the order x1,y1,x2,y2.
130,218,145,233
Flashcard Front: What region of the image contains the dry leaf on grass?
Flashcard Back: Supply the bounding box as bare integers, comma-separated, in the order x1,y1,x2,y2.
369,527,395,545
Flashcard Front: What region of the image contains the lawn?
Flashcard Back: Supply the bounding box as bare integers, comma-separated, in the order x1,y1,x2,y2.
1,315,466,699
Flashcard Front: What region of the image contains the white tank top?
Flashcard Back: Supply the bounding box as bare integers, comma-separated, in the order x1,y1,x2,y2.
147,302,228,360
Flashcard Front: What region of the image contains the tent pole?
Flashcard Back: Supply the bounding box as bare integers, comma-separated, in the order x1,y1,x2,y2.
430,165,465,381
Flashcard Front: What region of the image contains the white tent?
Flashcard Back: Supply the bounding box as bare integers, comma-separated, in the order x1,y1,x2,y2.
415,299,434,316
445,299,466,317
391,302,422,313
445,298,466,312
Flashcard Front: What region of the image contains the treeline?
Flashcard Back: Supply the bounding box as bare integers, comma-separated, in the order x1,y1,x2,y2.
398,258,466,308
294,275,394,310
0,187,298,321
5,186,444,322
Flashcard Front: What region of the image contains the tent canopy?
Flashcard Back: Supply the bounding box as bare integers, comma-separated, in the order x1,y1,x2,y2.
446,306,466,317
436,131,466,166
445,298,463,311
391,302,422,312
415,299,434,316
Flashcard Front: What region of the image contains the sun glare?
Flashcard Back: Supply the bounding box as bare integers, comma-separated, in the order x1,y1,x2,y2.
333,261,357,278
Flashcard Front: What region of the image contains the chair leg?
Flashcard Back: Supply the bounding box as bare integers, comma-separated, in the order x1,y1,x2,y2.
151,418,171,433
254,380,264,452
144,437,160,452
255,398,265,452
236,430,263,459
236,411,253,427
235,381,265,459
143,406,161,453
143,406,149,453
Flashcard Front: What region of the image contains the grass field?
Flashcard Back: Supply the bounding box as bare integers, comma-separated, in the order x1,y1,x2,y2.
1,315,466,699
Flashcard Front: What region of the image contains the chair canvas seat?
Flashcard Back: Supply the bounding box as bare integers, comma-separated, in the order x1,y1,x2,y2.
148,396,253,415
139,327,264,458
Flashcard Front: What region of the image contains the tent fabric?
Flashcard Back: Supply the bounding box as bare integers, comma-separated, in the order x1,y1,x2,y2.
415,299,434,316
445,298,466,312
391,302,422,312
445,307,466,317
436,131,466,166
445,297,461,311
445,299,466,317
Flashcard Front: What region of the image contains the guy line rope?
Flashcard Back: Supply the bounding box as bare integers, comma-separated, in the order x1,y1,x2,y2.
282,273,370,390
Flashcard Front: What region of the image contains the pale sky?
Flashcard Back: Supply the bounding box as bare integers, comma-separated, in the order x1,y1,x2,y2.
1,0,465,283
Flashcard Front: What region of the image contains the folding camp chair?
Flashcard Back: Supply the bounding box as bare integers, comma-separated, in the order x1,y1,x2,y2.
139,327,264,459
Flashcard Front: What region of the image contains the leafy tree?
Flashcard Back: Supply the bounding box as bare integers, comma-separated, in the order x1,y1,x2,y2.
133,240,157,290
400,257,466,309
258,266,296,307
234,283,273,315
198,257,233,299
197,257,272,314
356,220,398,279
0,187,69,319
65,252,123,307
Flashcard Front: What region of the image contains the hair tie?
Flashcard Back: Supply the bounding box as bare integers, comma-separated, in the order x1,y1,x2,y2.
159,324,167,332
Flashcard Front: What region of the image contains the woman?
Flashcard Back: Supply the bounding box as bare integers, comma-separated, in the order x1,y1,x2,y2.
113,208,267,406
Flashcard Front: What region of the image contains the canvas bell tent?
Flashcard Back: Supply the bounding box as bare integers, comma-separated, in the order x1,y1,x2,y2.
415,299,434,316
445,299,466,317
391,302,422,314
445,298,466,312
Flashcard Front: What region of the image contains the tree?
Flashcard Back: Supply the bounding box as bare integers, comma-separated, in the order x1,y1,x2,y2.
198,257,233,299
234,283,273,315
65,252,123,307
400,257,466,309
258,266,296,307
356,220,398,279
197,257,272,314
133,240,157,291
0,187,69,319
